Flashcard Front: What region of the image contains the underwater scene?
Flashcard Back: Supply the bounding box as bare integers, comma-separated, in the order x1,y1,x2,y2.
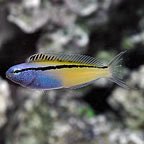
0,0,144,144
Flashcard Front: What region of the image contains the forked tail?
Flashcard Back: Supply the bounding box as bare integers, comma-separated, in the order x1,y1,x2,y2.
108,51,130,89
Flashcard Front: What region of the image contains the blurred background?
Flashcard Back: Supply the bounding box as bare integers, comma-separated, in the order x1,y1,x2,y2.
0,0,144,144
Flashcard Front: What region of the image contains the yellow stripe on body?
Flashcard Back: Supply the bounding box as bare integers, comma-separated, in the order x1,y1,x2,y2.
53,67,110,88
31,60,96,66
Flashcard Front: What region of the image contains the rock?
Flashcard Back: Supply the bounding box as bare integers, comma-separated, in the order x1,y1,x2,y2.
37,25,89,53
109,65,144,129
8,0,52,33
0,4,16,48
122,15,144,49
7,0,76,33
64,0,98,16
110,129,144,144
4,86,111,144
0,77,12,128
129,65,144,89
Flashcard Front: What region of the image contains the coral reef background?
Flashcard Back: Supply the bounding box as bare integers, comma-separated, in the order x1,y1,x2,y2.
0,0,144,144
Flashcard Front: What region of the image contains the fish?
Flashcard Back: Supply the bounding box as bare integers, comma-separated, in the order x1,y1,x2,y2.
6,51,129,90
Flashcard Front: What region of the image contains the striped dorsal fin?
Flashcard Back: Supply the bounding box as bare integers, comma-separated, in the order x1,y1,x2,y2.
27,53,104,66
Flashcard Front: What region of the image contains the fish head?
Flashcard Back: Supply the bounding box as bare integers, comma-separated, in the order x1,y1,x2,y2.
6,63,36,87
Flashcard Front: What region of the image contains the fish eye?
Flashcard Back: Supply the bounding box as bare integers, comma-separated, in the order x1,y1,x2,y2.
13,69,21,74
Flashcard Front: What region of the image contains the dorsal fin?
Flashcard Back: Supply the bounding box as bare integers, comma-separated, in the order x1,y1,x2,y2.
27,53,104,66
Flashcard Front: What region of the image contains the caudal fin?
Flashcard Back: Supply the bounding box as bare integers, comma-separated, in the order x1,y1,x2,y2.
108,51,130,89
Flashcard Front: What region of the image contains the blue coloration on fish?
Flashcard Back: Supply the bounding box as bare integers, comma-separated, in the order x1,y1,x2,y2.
6,63,62,89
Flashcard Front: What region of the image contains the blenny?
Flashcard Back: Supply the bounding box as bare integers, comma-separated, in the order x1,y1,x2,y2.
6,51,129,89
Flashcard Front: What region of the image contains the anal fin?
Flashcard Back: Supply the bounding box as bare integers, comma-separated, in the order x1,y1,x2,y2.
67,80,96,89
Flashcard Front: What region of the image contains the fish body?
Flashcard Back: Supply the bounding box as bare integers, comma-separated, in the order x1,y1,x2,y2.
6,51,128,89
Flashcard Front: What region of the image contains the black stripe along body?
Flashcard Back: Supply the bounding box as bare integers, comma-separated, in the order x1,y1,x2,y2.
13,65,108,73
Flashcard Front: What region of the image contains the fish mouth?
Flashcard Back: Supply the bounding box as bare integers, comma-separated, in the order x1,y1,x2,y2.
5,70,20,85
6,71,12,79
